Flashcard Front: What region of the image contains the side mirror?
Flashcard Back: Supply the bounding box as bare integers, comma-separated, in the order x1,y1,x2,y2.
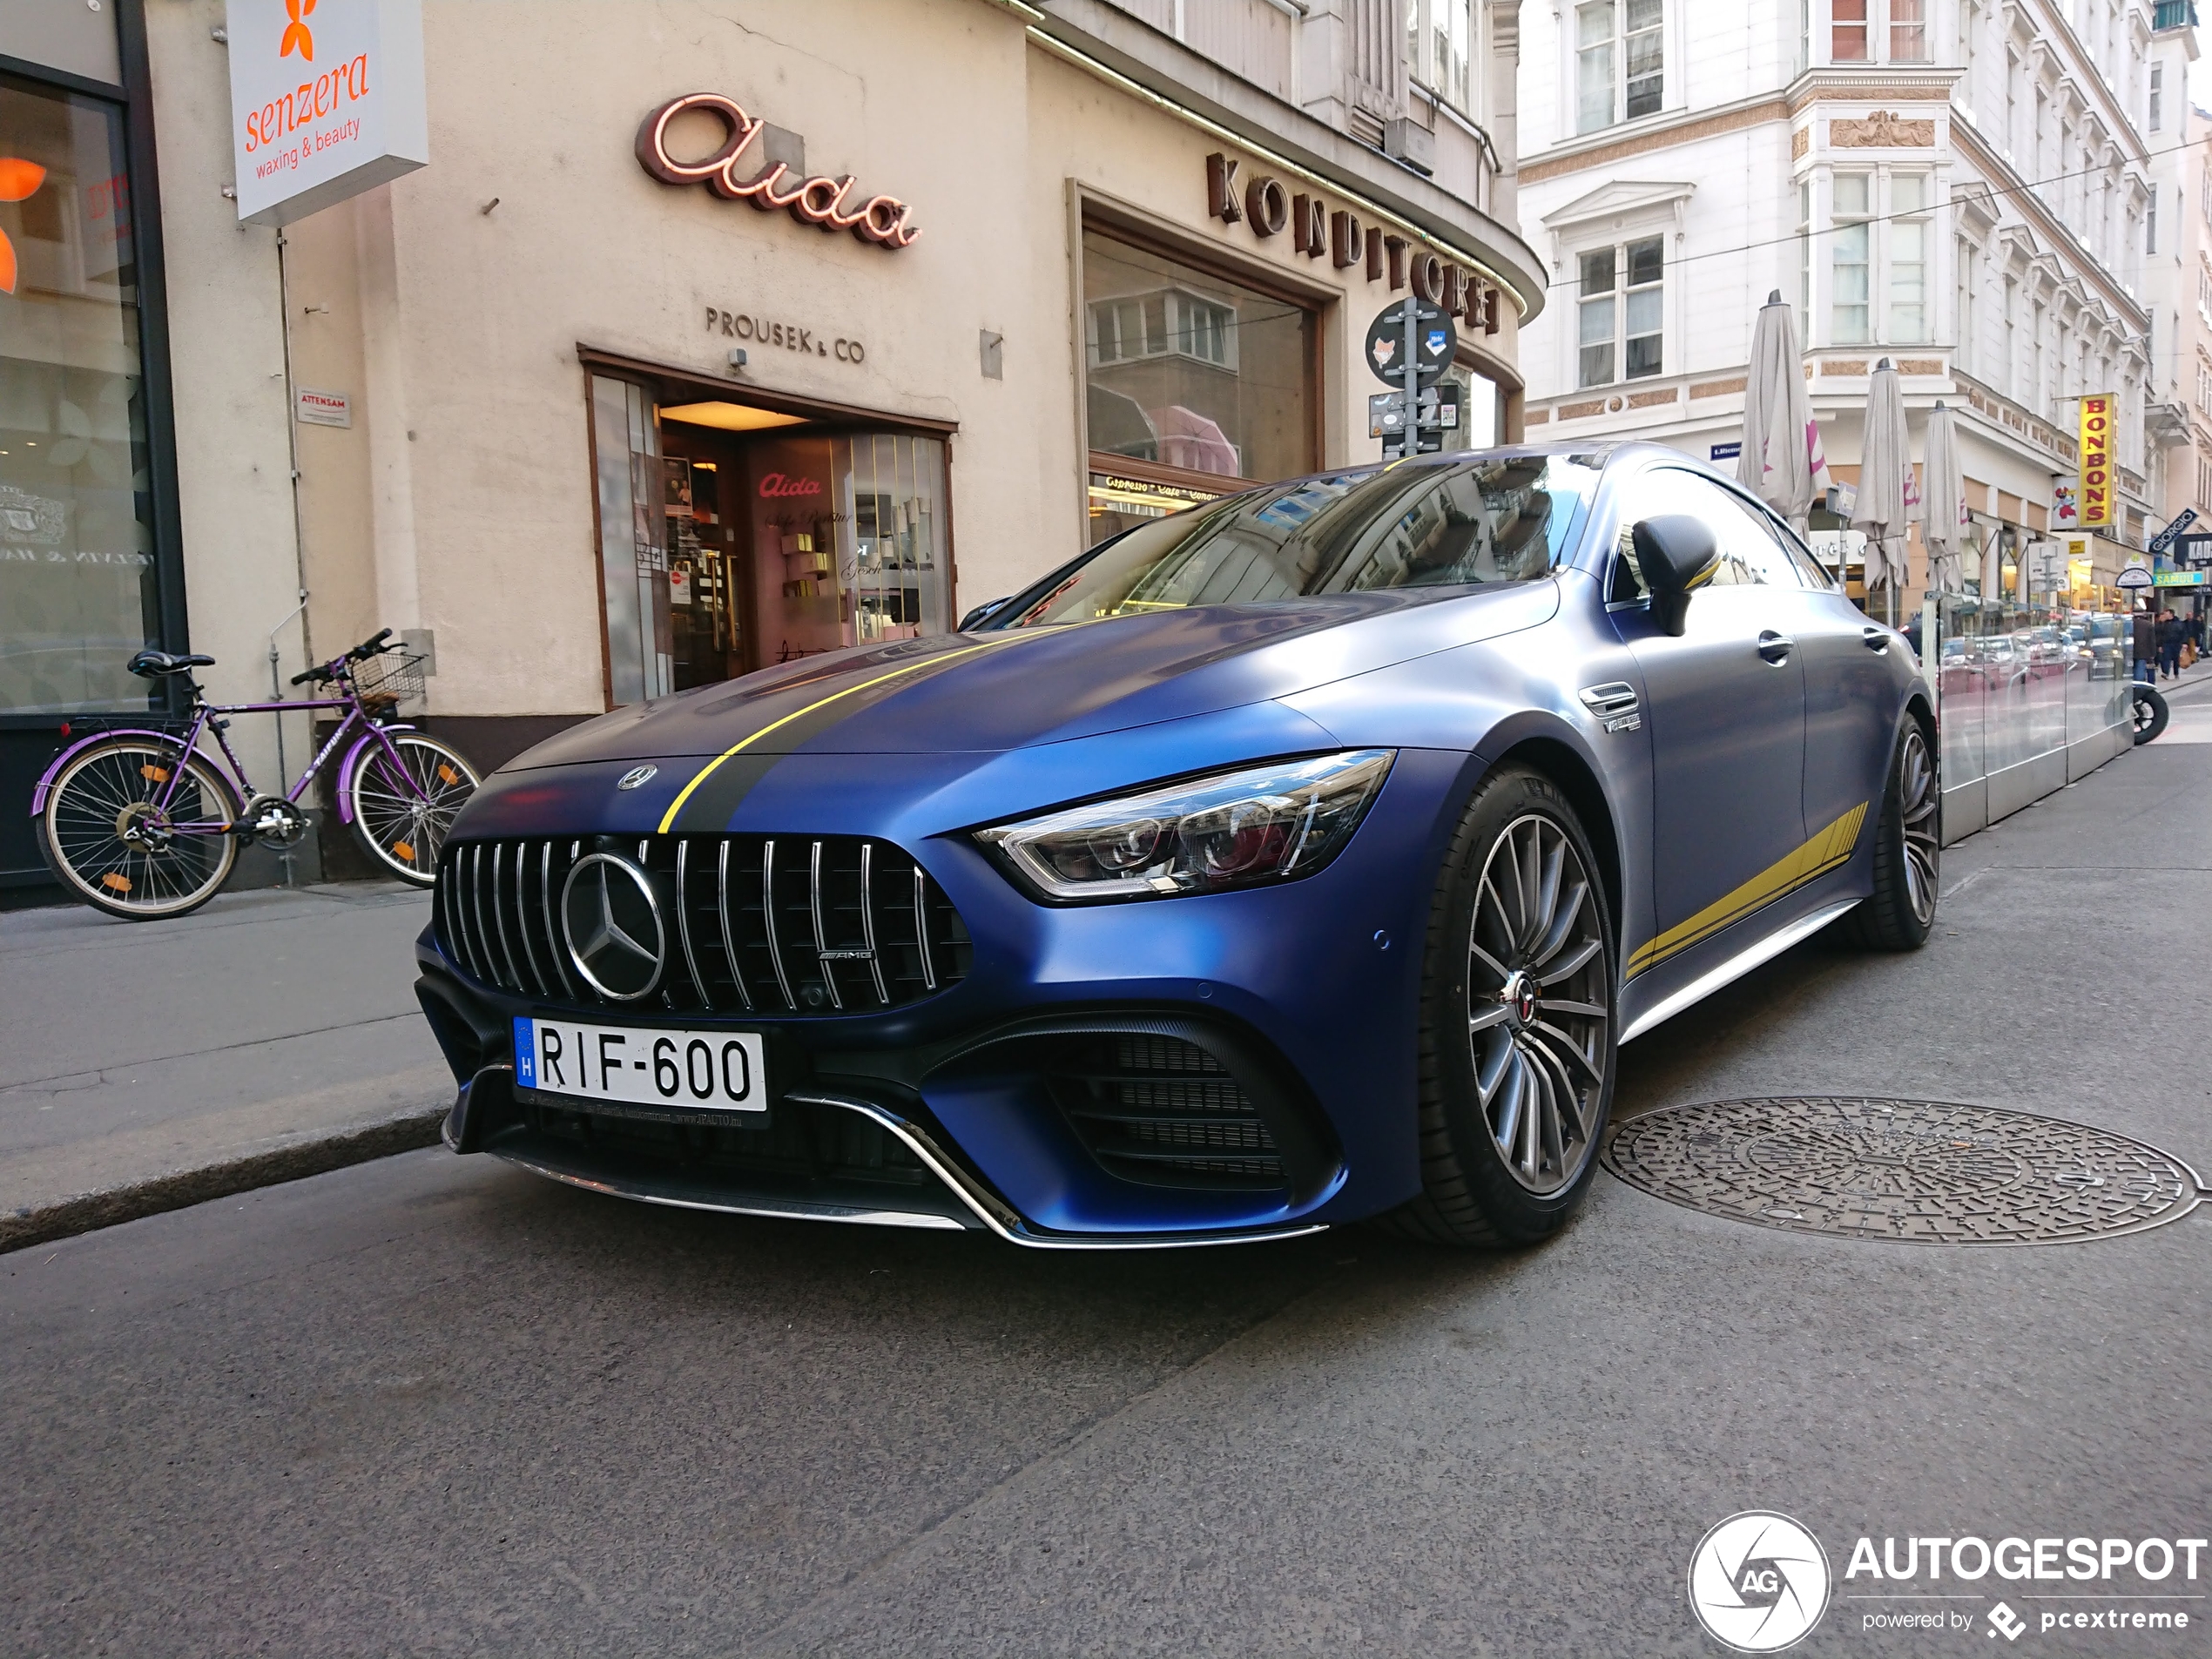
959,597,1012,631
1631,514,1720,637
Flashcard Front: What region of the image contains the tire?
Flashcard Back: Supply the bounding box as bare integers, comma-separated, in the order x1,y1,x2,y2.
1843,718,1939,951
2132,685,2168,745
346,732,480,885
38,738,241,921
1379,765,1618,1248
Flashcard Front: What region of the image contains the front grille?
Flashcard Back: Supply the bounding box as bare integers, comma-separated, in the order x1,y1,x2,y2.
435,833,971,1015
1049,1033,1285,1190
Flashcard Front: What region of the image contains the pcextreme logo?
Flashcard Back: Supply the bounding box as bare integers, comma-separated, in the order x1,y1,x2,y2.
0,156,46,294
1689,1512,1832,1652
280,0,315,61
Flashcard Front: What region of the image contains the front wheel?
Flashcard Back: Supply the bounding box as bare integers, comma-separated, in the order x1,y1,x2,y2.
1381,765,1617,1249
346,732,479,885
39,738,241,920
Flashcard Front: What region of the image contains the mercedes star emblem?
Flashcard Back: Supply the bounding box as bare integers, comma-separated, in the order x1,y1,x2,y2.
560,853,666,1001
616,765,658,791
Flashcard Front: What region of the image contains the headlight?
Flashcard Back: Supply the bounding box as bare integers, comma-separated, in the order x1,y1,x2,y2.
975,750,1395,902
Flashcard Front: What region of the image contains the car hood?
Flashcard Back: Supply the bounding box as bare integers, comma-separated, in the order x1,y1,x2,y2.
503,584,1559,770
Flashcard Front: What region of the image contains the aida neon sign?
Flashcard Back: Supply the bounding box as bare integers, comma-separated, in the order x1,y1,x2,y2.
637,94,921,251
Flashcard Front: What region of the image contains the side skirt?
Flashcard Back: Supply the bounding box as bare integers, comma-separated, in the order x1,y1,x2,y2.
1619,899,1860,1043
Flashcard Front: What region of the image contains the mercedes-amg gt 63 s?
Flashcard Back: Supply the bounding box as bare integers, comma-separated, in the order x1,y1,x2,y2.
417,442,1938,1249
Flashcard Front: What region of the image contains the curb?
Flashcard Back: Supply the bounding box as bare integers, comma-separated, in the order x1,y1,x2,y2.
0,1107,447,1256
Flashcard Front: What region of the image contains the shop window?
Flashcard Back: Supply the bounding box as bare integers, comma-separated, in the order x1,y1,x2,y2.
0,73,160,715
1081,226,1316,547
590,375,671,707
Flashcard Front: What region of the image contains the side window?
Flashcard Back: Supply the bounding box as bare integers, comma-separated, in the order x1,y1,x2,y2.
1699,485,1806,588
1604,469,1809,601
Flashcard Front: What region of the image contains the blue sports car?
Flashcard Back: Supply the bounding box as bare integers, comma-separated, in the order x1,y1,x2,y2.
417,442,1938,1248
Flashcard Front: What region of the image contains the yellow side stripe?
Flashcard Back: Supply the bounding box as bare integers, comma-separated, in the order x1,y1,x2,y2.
655,634,1037,834
1626,801,1868,979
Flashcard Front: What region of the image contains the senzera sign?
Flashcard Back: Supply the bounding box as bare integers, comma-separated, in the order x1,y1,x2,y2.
226,0,428,227
2077,392,2115,529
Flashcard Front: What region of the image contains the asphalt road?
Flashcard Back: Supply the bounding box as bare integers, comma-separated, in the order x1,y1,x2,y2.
3,711,2208,1658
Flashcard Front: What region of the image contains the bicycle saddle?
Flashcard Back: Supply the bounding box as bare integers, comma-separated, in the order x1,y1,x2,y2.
127,650,215,678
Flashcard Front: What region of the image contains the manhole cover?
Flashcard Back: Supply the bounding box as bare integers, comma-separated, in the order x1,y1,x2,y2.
1602,1098,2204,1245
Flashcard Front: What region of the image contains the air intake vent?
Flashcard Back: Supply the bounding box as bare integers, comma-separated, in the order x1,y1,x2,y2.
435,834,970,1015
1049,1033,1285,1191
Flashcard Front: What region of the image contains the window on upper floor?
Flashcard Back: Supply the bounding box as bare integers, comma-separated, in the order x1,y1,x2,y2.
1577,236,1664,388
2149,62,2164,132
1827,172,1929,346
1406,0,1478,116
1830,0,1927,64
1575,0,1662,133
1832,173,1873,341
2197,361,2212,417
2149,190,2160,258
2200,266,2212,320
1890,173,1929,341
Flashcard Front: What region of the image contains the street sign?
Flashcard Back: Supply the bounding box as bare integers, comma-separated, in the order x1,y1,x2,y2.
1709,442,1742,462
2149,508,2199,555
1370,381,1460,454
2116,563,2155,590
1364,300,1455,391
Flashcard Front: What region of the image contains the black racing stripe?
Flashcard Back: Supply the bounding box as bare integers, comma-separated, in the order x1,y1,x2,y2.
664,752,784,833
665,638,1032,833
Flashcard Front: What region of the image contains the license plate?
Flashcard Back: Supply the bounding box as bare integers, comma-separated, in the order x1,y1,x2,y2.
513,1016,767,1112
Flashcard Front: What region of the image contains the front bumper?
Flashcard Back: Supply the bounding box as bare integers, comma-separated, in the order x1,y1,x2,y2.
415,749,1465,1244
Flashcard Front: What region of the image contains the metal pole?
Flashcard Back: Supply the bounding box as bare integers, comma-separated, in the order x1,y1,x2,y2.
1402,296,1419,455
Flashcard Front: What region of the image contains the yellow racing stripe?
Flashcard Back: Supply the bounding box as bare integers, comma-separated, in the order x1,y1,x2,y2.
1626,801,1868,979
655,633,1038,834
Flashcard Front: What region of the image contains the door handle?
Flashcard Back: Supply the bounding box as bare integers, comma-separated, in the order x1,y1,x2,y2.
1861,626,1890,653
1757,631,1795,664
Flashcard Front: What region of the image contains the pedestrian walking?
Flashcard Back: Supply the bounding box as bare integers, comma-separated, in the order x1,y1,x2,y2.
2134,610,2158,684
2158,610,2185,679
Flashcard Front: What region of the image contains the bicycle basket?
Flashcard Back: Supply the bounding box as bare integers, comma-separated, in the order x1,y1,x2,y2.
354,651,427,710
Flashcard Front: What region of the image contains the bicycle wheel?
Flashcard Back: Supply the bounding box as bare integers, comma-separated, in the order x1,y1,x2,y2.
347,732,479,884
39,738,241,921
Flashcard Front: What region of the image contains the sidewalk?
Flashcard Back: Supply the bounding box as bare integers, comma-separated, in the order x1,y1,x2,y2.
0,881,450,1251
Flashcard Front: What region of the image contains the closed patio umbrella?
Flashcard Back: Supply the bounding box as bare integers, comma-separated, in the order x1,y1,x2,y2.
1853,358,1914,625
1737,290,1832,530
1921,399,1967,592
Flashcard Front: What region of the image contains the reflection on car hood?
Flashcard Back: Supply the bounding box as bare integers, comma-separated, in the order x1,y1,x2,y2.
503,584,1559,768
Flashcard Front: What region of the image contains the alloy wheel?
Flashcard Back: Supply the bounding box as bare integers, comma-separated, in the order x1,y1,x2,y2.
1898,725,1939,927
1465,813,1610,1194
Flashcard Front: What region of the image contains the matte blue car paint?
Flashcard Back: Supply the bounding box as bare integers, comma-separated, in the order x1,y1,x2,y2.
417,442,1924,1239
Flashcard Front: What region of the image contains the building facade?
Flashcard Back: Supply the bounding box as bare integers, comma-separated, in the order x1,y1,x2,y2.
2141,11,2211,599
1514,0,2161,604
0,0,1542,894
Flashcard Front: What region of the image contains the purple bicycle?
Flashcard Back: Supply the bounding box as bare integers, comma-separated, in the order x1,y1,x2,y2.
30,628,481,921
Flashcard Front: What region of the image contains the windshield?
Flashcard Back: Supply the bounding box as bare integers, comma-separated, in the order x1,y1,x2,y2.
999,454,1602,628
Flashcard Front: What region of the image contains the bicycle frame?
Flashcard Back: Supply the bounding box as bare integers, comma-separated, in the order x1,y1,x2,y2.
30,688,435,837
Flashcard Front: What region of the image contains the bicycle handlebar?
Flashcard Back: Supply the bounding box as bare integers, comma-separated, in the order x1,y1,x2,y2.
287,628,401,686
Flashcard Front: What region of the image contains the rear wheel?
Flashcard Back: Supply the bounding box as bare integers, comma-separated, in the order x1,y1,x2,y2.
347,732,479,885
1844,719,1939,951
1381,766,1617,1248
39,738,240,921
